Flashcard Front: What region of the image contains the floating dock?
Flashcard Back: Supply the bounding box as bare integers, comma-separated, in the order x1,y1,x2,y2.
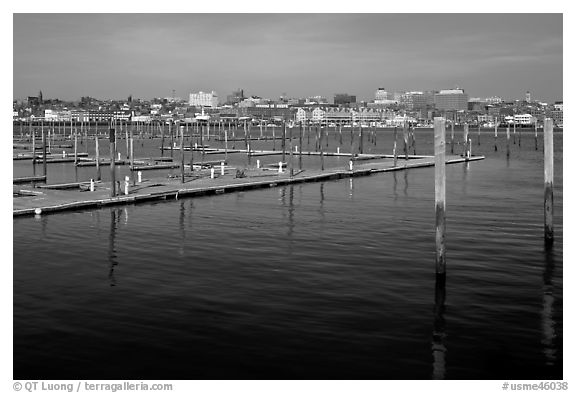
13,154,484,217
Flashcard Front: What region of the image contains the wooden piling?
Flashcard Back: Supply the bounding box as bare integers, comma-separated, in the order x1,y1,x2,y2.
299,122,303,170
282,121,286,162
359,123,364,154
320,124,324,171
170,121,174,158
125,123,130,159
544,118,554,245
478,123,481,145
403,121,409,160
494,122,498,152
506,126,510,158
180,123,185,183
535,119,538,150
463,123,469,157
31,125,36,166
95,134,101,181
74,129,78,165
109,128,116,197
289,124,294,176
393,126,398,166
130,126,135,185
42,125,47,177
160,122,165,157
513,120,517,145
450,120,454,154
434,117,446,275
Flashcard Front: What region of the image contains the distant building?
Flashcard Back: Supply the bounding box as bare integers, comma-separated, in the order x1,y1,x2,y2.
226,89,244,105
400,91,429,110
514,114,535,125
334,93,356,106
434,89,469,111
525,91,531,103
189,91,219,107
375,87,388,101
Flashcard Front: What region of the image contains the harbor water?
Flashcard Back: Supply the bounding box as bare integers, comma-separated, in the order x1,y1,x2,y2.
13,126,563,379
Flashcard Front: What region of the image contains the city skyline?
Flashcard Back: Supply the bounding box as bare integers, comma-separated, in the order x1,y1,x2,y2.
13,14,563,103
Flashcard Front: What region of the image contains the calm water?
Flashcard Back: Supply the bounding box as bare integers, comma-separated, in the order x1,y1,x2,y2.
13,126,563,379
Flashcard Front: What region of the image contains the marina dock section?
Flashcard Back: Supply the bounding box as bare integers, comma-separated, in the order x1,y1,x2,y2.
13,154,484,217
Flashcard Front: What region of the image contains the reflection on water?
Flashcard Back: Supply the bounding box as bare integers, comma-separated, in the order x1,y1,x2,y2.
107,209,120,286
13,130,563,380
541,247,557,367
432,274,447,380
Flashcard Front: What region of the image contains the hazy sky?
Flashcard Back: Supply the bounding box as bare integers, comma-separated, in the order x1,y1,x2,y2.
13,13,563,103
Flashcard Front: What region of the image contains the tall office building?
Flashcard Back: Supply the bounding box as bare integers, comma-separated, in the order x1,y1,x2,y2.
434,89,469,111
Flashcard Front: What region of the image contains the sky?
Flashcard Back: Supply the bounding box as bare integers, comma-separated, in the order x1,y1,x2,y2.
13,13,563,103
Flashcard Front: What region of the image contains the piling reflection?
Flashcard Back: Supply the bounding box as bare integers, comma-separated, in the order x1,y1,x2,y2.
287,186,295,249
541,247,557,367
403,170,408,197
179,201,186,257
432,273,447,379
393,172,398,201
349,178,354,199
107,209,121,286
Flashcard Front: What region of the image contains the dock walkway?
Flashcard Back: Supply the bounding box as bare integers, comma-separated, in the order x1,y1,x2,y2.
13,155,484,217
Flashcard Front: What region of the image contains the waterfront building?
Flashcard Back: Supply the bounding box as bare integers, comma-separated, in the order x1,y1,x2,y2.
242,103,292,121
513,113,535,125
189,91,219,107
295,108,311,123
312,107,326,122
434,89,469,111
325,108,352,124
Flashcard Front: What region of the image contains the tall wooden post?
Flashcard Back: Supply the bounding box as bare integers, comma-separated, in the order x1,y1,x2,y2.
160,121,165,157
359,123,364,154
95,134,101,181
403,121,409,160
450,119,454,154
31,123,36,166
320,124,324,171
289,124,294,176
74,127,78,165
130,125,135,185
282,121,286,163
513,119,517,145
393,126,398,167
434,117,446,275
535,119,538,150
125,122,130,159
494,122,498,152
180,123,185,183
463,123,469,158
244,120,248,150
478,123,481,145
544,118,554,246
109,128,116,197
170,121,174,158
42,124,47,177
506,126,511,158
299,122,303,170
